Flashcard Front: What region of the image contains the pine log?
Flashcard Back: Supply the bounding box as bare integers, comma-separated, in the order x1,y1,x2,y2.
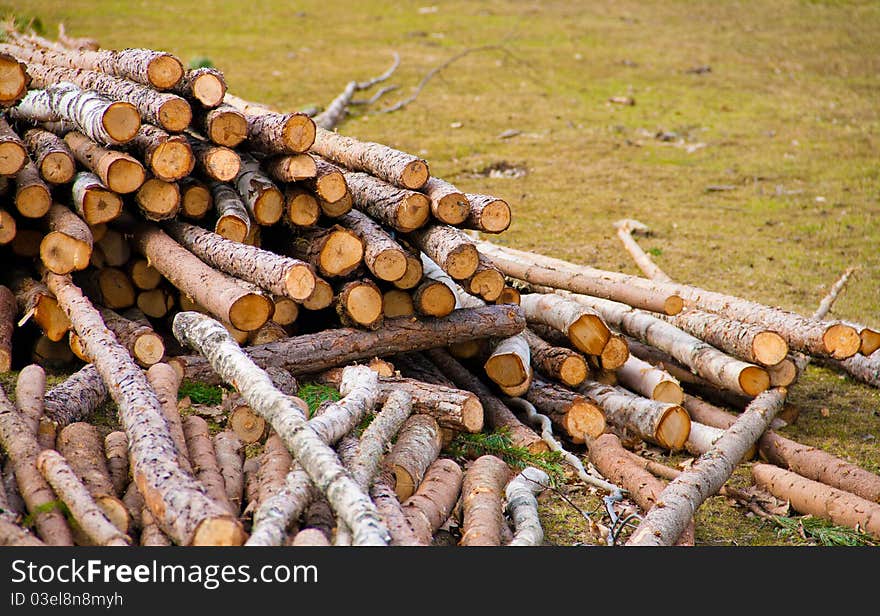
520,293,611,356
21,61,192,132
498,286,521,305
209,181,250,241
13,160,51,218
753,464,880,539
289,224,364,278
67,171,124,224
460,455,512,546
235,153,283,225
0,116,27,175
0,51,30,105
0,385,74,545
97,306,164,367
263,152,317,182
127,123,194,180
522,328,588,388
300,277,334,311
334,278,384,330
103,431,129,498
72,267,135,310
767,356,799,387
304,158,352,217
337,209,408,282
282,186,321,228
412,279,456,318
178,177,212,219
46,274,243,545
43,364,107,427
462,193,512,234
0,207,15,244
56,422,130,534
421,177,469,224
173,305,526,383
615,354,683,403
344,170,430,232
402,458,463,544
173,67,226,107
195,103,247,147
133,224,272,331
23,128,75,184
523,375,606,443
627,388,786,546
383,289,415,318
407,224,478,280
12,83,140,145
462,255,506,302
188,135,240,181
384,414,442,501
173,315,389,545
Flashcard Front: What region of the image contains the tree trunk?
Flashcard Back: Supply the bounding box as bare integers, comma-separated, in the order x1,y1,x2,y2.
23,128,75,184
14,365,46,438
183,415,235,514
165,221,317,301
47,274,243,545
127,123,194,181
462,193,511,234
133,224,272,331
753,464,880,539
56,422,130,534
97,306,164,367
822,352,880,389
615,354,683,404
0,386,74,545
173,67,226,107
522,375,606,444
520,293,611,356
401,458,463,544
344,170,430,232
21,61,192,132
337,209,408,282
522,328,588,387
421,177,469,224
12,82,141,145
289,224,364,278
334,278,384,330
383,414,442,501
172,313,389,545
505,467,548,546
626,388,786,546
407,224,479,280
0,116,27,176
103,431,129,498
13,160,52,219
40,203,93,275
460,455,512,546
213,431,245,516
188,135,240,181
235,153,284,225
195,103,247,147
145,363,193,476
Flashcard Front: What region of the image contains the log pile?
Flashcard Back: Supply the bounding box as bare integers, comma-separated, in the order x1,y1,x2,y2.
0,26,877,548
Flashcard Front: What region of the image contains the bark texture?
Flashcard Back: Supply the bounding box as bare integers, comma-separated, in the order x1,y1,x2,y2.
520,293,611,357
460,455,512,546
23,128,75,184
43,364,107,427
401,458,463,544
344,170,430,232
505,467,548,546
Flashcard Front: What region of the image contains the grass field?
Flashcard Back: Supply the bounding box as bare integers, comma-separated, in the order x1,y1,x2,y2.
5,0,878,545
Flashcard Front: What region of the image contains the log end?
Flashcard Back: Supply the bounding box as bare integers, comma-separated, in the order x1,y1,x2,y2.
559,355,589,387
282,113,317,153
600,335,629,370
228,293,274,332
147,54,185,90
319,228,364,277
753,331,789,367
206,147,241,182
180,183,212,219
445,243,480,280
83,187,124,224
739,366,771,397
824,323,862,359
0,53,29,104
158,98,194,133
485,352,530,388
102,102,142,144
476,198,512,233
192,71,226,108
229,404,268,444
283,263,318,301
40,233,92,275
433,192,469,225
401,159,430,190
860,328,880,356
341,283,384,329
191,516,247,546
373,249,408,283
467,267,505,302
98,496,132,535
150,140,195,182
0,141,27,176
563,399,606,444
767,357,798,387
15,185,52,219
415,281,456,318
254,188,284,225
569,314,611,357
392,466,416,502
215,215,249,243
208,110,247,148
301,278,334,311
392,254,424,290
655,404,691,451
462,393,485,433
40,151,76,185
664,295,684,316
106,157,147,194
136,178,180,221
397,193,431,233
133,332,166,367
284,189,320,227
497,286,521,305
652,380,685,405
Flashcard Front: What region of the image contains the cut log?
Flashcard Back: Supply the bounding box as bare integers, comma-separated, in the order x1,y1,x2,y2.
134,177,180,220
56,422,130,534
21,61,192,132
0,385,74,545
282,186,321,228
173,305,526,383
304,158,352,217
335,278,384,330
421,177,469,225
460,455,512,546
255,434,294,513
210,181,250,242
235,153,283,225
520,293,611,356
402,458,463,544
172,314,389,545
384,414,442,501
183,415,234,514
188,135,240,181
425,348,546,453
165,221,316,301
73,267,136,310
103,431,129,498
0,207,15,245
145,363,193,476
13,160,52,218
68,170,124,223
195,103,247,147
505,466,548,546
173,67,226,107
270,295,300,326
615,354,683,404
587,433,695,546
178,177,212,219
133,224,272,331
753,464,880,539
485,333,532,392
383,289,414,318
522,328,588,388
14,365,46,438
43,364,107,427
462,255,505,302
98,306,164,367
23,128,75,184
0,286,13,371
40,203,93,274
0,116,27,175
300,278,334,311
0,51,30,105
767,356,799,387
522,375,606,443
407,224,478,280
136,286,175,318
627,388,786,546
247,321,288,346
127,123,194,181
0,519,44,546
289,224,364,278
463,193,512,234
344,170,430,232
11,82,140,145
392,250,424,290
565,293,770,397
337,209,408,282
35,450,130,546
412,279,456,318
263,152,316,183
497,286,521,305
579,379,690,450
599,334,630,370
46,273,243,545
213,431,245,515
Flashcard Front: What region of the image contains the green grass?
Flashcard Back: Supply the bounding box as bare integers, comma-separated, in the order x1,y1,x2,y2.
4,0,878,545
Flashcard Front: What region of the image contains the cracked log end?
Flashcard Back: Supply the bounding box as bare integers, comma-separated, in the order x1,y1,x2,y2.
0,141,26,176
739,366,771,397
485,352,529,389
401,159,429,190
41,233,91,274
443,243,479,280
392,254,424,290
105,158,146,194
150,140,195,182
228,293,274,332
41,151,76,185
284,188,320,227
283,263,318,301
396,193,431,233
655,404,691,451
191,516,247,546
824,323,861,359
466,267,505,302
569,314,611,356
158,98,193,133
319,229,364,277
81,187,124,224
208,111,247,148
753,331,789,366
434,191,469,225
102,102,142,144
652,380,685,404
282,114,317,153
147,54,185,90
137,179,180,220
476,198,511,233
301,278,334,310
600,335,629,370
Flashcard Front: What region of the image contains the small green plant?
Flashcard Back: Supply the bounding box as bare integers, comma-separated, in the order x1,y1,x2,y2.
21,500,68,528
188,56,215,69
297,383,340,418
771,515,877,547
178,380,224,405
446,430,567,485
647,247,663,256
